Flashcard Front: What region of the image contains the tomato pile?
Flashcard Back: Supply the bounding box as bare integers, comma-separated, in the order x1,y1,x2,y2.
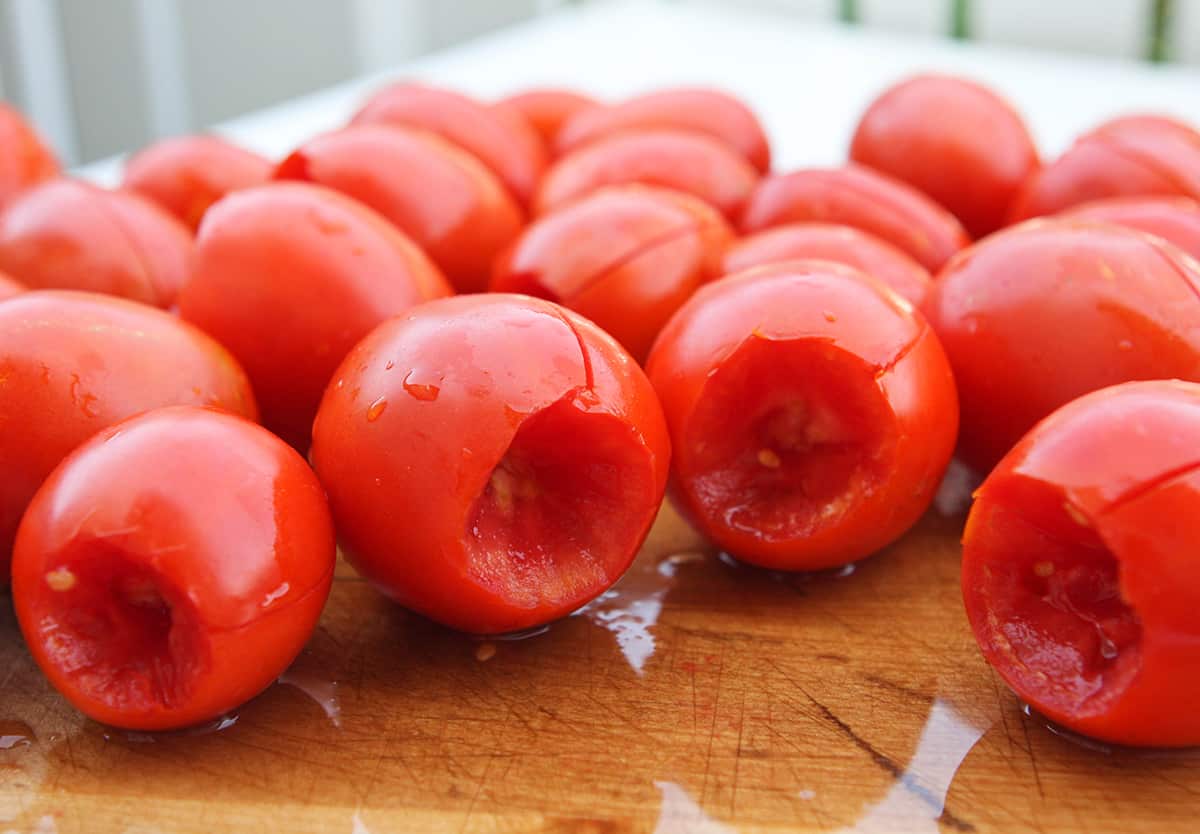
2,75,1199,745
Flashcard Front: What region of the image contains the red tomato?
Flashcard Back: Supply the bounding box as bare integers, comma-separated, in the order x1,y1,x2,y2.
122,135,272,233
311,294,670,634
178,183,450,450
0,270,23,301
850,74,1039,238
1009,114,1200,221
0,291,257,583
492,185,732,363
495,89,601,148
646,262,957,570
12,406,334,730
275,124,523,294
740,165,970,272
351,82,546,206
923,220,1200,472
722,223,933,308
963,380,1200,746
0,104,59,210
555,87,770,172
1061,196,1200,261
0,179,192,308
534,129,759,222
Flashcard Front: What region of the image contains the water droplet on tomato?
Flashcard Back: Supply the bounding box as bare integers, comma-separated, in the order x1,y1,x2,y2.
384,360,395,370
366,397,388,421
402,370,440,401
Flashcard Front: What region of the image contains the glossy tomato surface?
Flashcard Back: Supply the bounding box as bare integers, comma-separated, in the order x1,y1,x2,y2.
275,124,523,294
740,165,970,272
850,74,1039,238
0,270,23,301
963,380,1200,746
1061,196,1200,260
311,294,670,634
178,182,451,450
535,129,759,222
0,291,257,582
722,223,933,307
0,104,59,210
923,220,1200,472
496,89,601,148
351,82,546,205
0,179,192,308
12,406,334,731
122,135,272,232
555,87,770,172
646,262,957,570
492,185,732,362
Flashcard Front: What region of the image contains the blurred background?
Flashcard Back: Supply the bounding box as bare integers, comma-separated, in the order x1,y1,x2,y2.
0,0,1196,165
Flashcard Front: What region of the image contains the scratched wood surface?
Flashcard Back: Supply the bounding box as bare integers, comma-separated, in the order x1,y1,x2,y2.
2,486,1198,834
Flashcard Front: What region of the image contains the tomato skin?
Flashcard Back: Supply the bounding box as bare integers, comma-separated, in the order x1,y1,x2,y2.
963,380,1200,747
275,124,523,294
351,82,547,206
12,406,334,731
555,87,770,172
923,220,1200,473
534,129,759,222
0,271,23,301
0,179,192,308
739,165,970,272
491,185,732,363
311,294,670,635
646,262,957,570
122,135,272,233
722,223,933,308
850,74,1039,238
0,291,258,583
0,104,59,210
1061,196,1200,261
495,89,601,148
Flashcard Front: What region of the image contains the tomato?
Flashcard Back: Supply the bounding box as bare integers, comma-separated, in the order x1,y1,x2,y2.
555,87,770,172
122,135,272,233
534,129,759,222
495,89,601,148
0,179,192,308
0,291,257,583
1061,196,1200,261
963,380,1200,746
491,185,732,363
275,124,522,294
0,271,23,301
923,220,1200,473
646,262,957,570
1009,114,1200,221
351,82,546,206
850,74,1039,238
12,406,334,730
178,182,451,450
311,294,670,634
722,223,933,308
0,104,59,209
740,165,970,272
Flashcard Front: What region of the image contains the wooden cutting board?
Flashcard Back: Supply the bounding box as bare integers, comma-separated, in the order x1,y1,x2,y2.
2,485,1197,833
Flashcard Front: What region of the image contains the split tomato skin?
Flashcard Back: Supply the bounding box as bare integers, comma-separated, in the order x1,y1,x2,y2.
0,271,23,301
646,262,958,570
0,104,59,210
923,220,1200,473
963,380,1200,747
12,406,334,731
495,89,602,148
491,185,733,363
1061,196,1200,261
311,294,670,635
275,124,523,294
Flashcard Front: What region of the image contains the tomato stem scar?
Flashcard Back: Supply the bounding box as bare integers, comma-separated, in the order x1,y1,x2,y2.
44,567,77,592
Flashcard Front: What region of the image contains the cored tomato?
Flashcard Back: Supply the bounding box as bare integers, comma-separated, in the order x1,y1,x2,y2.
495,89,601,149
0,291,257,583
122,135,272,232
1061,196,1200,260
491,185,732,363
923,220,1200,472
0,104,58,209
963,380,1200,746
646,262,957,570
0,270,22,301
534,129,759,222
275,124,523,294
311,294,670,634
721,223,933,308
12,406,334,731
740,165,970,272
555,87,770,172
850,74,1039,238
351,82,546,206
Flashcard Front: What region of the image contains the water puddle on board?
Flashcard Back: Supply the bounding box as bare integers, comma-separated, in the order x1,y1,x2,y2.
653,781,737,834
278,667,342,728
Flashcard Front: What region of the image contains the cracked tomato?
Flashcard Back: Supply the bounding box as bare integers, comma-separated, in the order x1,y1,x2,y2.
496,89,602,149
1061,196,1200,261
